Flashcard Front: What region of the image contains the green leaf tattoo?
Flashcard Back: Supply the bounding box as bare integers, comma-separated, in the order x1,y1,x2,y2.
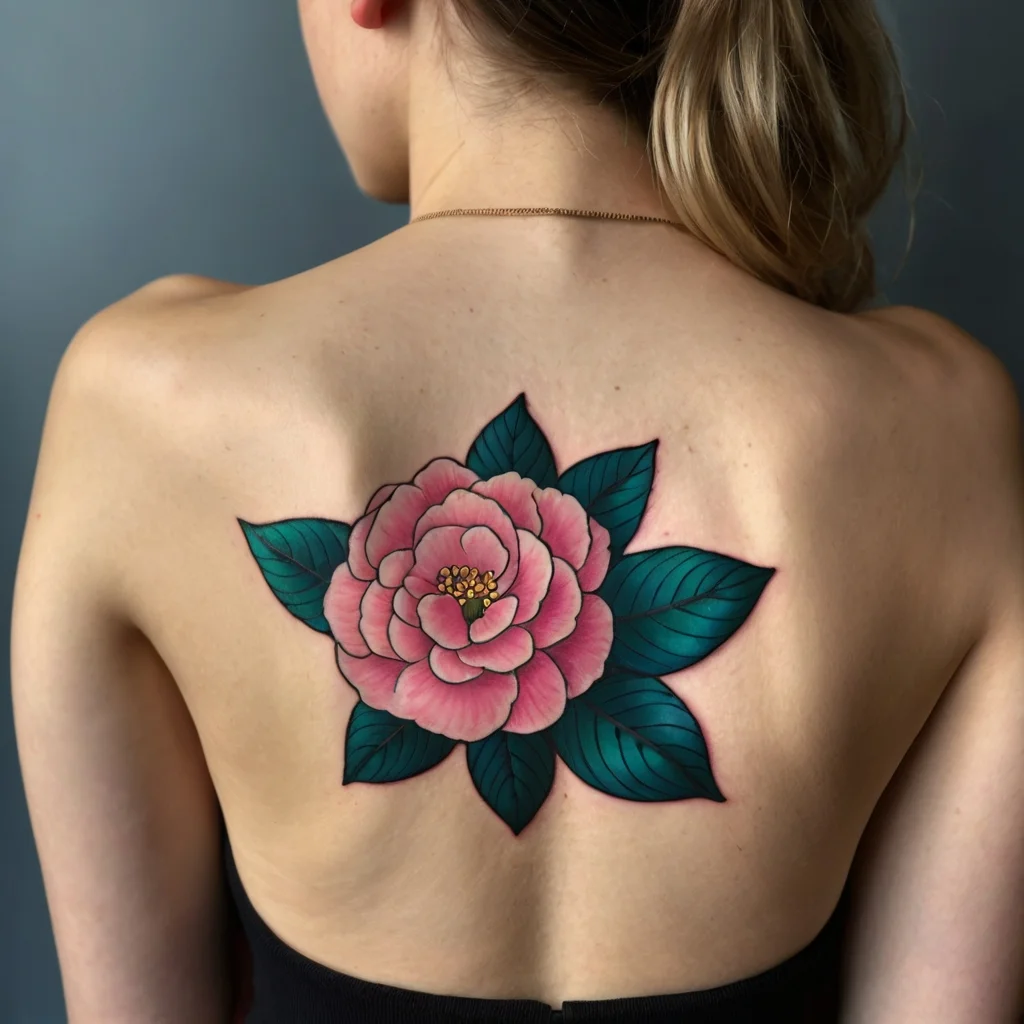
466,392,559,488
600,547,775,677
343,700,457,784
239,518,351,634
557,442,657,561
554,674,723,802
466,730,556,836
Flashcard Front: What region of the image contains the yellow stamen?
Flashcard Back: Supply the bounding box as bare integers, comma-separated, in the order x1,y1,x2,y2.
435,562,502,621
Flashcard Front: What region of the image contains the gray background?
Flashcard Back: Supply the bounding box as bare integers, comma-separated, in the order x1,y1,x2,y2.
1,0,1020,1018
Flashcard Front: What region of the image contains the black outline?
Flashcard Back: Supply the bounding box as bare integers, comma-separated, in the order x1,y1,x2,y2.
428,644,485,684
458,626,536,673
535,485,594,571
468,593,520,644
356,580,401,659
545,592,612,694
417,593,473,652
387,614,431,664
502,527,554,625
471,472,544,534
411,493,518,580
527,555,584,649
392,585,421,627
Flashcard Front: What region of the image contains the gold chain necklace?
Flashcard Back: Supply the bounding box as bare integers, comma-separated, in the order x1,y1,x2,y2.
410,206,680,227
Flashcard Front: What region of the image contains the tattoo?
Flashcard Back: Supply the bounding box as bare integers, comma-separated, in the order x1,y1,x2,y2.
240,394,774,834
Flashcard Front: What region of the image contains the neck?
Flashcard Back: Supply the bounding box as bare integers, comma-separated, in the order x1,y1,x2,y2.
404,27,671,222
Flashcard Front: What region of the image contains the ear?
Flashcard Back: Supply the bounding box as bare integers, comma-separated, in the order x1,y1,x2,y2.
350,0,386,29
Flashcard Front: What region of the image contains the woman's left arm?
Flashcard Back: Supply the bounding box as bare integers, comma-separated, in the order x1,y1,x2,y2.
11,291,234,1023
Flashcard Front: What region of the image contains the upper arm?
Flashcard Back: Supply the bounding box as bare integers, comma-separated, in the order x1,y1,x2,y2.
842,323,1024,1021
11,306,233,1023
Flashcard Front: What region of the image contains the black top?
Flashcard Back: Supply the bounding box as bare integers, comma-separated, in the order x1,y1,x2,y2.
222,829,849,1023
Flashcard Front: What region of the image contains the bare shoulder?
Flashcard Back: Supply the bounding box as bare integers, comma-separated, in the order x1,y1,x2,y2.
851,304,1021,490
39,271,254,513
43,272,272,528
70,271,256,342
119,271,254,306
57,273,269,417
858,304,1019,425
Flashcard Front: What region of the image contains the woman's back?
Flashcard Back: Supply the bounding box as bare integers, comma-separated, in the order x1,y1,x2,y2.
12,0,1024,1018
80,223,990,1005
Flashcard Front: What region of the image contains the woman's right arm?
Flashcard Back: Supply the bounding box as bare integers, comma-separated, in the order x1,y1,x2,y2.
843,317,1024,1022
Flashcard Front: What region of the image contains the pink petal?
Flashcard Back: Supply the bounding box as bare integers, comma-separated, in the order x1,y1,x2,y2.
366,483,398,514
323,563,371,657
407,525,476,592
393,660,517,742
577,518,612,593
547,594,614,698
406,525,510,597
365,483,429,570
359,582,399,659
471,473,542,532
503,652,567,734
429,644,484,683
412,490,519,586
469,595,519,644
335,645,403,710
388,616,433,663
459,526,510,579
346,509,379,582
535,487,590,569
379,548,413,588
526,557,583,649
509,530,554,623
459,625,534,672
405,573,440,600
413,458,480,506
393,586,420,626
418,593,470,650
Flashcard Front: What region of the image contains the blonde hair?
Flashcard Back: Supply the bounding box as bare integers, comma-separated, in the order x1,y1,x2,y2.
449,0,909,311
651,1,908,311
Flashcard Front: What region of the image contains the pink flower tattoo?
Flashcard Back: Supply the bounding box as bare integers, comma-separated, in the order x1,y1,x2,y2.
326,458,613,741
241,394,774,834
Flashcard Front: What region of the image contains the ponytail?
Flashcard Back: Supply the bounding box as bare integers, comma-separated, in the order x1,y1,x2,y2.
651,1,908,310
449,0,909,311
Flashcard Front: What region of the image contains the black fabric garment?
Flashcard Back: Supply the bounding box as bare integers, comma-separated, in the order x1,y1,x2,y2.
222,828,849,1023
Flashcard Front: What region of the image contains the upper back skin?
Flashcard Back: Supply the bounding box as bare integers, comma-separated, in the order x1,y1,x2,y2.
81,220,992,1005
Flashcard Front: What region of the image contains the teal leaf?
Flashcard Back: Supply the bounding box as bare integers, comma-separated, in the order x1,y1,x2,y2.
554,674,723,802
239,518,350,634
466,393,558,488
343,701,457,784
467,730,555,835
557,442,657,560
600,546,774,677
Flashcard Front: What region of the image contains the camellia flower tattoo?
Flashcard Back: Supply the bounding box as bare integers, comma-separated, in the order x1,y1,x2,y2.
240,394,774,834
